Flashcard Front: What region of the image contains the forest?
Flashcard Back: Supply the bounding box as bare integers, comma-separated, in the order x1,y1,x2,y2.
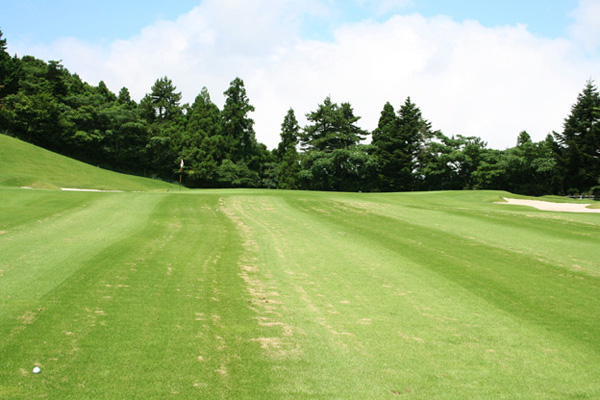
1,29,599,196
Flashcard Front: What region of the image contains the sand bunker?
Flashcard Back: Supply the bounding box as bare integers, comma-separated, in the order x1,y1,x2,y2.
499,198,600,213
61,188,123,192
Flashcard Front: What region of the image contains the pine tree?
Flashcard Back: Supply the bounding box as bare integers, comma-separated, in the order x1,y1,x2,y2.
301,96,366,152
149,76,182,121
554,80,600,193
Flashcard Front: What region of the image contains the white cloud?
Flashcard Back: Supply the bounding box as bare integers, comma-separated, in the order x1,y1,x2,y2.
249,14,598,149
355,0,414,16
568,0,600,52
8,0,600,150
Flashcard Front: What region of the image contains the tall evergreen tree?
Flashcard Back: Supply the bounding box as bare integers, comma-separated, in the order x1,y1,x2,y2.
96,80,116,102
398,97,432,180
116,87,136,109
372,102,400,191
180,87,223,187
276,108,300,160
136,77,184,180
372,98,431,191
148,76,182,122
275,108,301,188
0,29,13,97
0,29,7,60
46,60,68,98
554,80,600,193
186,87,221,139
221,77,257,163
0,29,11,128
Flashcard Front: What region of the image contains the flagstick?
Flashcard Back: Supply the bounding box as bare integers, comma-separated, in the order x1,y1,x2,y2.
179,159,184,191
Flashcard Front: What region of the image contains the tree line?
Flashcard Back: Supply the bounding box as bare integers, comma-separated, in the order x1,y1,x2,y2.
1,30,599,196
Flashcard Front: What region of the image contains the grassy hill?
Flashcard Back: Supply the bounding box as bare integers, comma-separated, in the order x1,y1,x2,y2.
1,137,600,398
0,134,180,191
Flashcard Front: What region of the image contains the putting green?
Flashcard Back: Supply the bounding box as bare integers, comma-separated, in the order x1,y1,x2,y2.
1,188,599,399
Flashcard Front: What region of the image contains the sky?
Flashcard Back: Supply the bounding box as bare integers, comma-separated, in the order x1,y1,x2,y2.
2,0,600,150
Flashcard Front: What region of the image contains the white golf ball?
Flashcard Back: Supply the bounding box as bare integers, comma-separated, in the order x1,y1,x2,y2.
32,367,41,374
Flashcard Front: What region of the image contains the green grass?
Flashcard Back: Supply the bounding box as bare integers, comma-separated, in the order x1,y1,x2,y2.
0,134,180,191
1,187,599,399
1,140,600,398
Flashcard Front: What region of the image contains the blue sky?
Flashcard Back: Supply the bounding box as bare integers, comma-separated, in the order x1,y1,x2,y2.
1,0,580,46
329,0,578,38
406,0,577,37
1,0,599,150
1,0,202,45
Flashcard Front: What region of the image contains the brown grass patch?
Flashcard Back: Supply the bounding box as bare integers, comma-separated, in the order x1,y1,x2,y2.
215,365,228,376
252,337,282,350
17,311,36,325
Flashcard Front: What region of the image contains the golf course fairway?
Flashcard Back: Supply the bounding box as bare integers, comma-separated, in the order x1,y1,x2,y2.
1,185,599,399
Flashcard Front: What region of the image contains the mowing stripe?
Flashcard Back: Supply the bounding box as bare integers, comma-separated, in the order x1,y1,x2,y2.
2,189,599,399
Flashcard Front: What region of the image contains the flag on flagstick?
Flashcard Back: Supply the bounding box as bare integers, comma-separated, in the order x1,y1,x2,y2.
180,159,184,170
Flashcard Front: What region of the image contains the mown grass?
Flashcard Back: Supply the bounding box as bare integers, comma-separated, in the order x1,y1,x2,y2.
1,186,599,399
0,134,179,191
2,137,600,398
0,190,271,398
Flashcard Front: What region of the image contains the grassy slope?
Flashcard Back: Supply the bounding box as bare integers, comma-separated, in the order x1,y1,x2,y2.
0,134,179,191
1,187,599,399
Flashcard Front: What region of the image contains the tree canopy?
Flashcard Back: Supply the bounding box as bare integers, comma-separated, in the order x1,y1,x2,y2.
301,96,367,152
0,29,598,196
553,80,600,193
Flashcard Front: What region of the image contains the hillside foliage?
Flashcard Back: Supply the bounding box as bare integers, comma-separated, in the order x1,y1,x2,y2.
0,29,598,195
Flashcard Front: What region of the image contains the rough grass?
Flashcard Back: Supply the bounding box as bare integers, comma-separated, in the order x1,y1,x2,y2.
0,134,179,191
1,187,599,399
